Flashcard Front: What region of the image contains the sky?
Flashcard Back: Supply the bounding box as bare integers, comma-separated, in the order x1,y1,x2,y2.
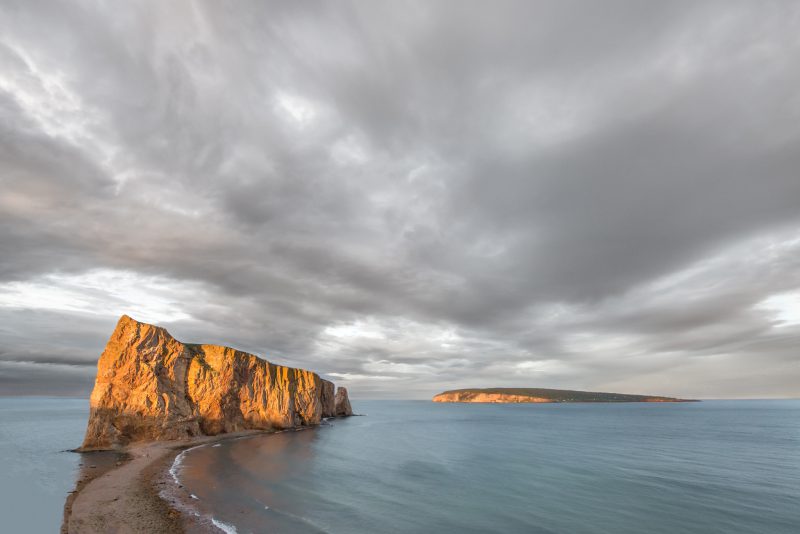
1,0,799,399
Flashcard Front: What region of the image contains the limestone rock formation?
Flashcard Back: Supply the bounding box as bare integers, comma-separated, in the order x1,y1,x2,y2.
334,386,353,416
81,315,352,450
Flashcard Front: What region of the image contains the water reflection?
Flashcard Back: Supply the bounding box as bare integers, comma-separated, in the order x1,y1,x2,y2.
178,428,327,533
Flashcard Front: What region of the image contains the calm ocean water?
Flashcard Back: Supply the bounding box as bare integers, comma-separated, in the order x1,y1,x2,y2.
0,397,86,533
1,398,798,533
176,400,800,534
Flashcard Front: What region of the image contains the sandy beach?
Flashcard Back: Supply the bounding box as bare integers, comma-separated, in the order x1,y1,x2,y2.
62,431,268,534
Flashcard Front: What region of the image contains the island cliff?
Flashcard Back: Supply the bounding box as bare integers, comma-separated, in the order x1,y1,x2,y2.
81,315,352,450
433,388,696,403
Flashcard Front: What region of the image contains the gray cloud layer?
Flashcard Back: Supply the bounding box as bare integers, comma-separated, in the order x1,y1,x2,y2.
1,0,799,398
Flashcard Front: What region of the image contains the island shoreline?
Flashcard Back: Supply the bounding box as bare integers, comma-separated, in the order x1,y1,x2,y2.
433,387,698,404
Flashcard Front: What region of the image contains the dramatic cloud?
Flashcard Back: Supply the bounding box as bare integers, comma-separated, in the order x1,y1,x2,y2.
1,0,799,398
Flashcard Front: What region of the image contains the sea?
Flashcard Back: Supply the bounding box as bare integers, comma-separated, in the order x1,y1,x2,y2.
1,398,798,534
0,397,87,533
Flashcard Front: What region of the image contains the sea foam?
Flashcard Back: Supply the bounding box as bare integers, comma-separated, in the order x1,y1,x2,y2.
211,517,239,533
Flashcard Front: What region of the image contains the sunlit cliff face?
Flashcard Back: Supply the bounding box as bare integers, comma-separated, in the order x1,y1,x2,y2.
434,393,552,404
82,316,352,450
2,1,800,399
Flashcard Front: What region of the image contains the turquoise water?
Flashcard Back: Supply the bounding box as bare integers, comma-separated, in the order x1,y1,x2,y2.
177,400,800,534
0,397,87,533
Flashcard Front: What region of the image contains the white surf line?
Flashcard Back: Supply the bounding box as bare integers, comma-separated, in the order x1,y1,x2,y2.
211,517,239,534
169,442,209,485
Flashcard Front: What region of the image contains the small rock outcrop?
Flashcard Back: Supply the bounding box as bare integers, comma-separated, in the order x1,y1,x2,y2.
81,315,352,450
334,386,353,416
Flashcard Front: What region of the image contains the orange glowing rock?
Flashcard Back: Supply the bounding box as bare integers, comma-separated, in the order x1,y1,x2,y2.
81,315,350,450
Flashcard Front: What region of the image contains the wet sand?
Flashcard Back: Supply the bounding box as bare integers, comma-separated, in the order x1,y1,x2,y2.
62,431,268,534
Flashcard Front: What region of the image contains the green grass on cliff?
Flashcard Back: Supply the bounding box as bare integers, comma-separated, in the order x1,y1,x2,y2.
437,387,694,402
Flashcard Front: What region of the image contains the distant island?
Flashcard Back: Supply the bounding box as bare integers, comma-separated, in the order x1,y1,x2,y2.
433,388,697,403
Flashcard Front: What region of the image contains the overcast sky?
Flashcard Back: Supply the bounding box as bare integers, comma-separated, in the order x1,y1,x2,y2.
1,1,799,399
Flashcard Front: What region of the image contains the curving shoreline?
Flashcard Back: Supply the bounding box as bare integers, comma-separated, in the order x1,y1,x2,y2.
62,431,269,534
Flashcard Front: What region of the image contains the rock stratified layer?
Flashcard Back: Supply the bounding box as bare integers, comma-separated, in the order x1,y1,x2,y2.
81,315,352,450
433,388,696,403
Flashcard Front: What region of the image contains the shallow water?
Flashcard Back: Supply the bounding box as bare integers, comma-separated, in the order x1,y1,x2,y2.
0,397,87,533
177,400,800,534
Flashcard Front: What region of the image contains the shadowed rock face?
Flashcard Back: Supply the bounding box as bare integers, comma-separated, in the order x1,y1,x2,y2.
81,315,351,450
334,387,353,416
